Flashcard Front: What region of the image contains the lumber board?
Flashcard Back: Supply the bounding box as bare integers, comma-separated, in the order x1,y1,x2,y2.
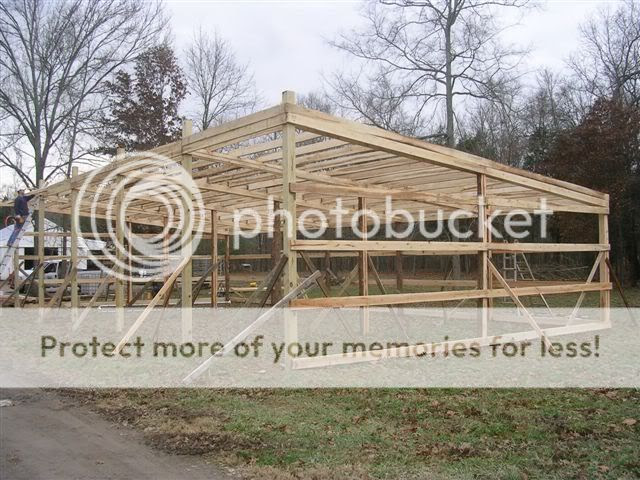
285,105,607,205
487,260,552,349
569,252,604,322
291,240,609,253
73,275,115,331
115,256,190,354
290,182,475,209
47,266,77,308
291,282,611,308
183,270,322,383
243,255,288,308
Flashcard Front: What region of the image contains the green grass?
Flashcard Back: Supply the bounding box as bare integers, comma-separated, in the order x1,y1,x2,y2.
72,388,639,479
66,287,640,479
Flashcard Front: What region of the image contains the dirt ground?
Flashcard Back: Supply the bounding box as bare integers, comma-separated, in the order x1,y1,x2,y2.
0,389,233,480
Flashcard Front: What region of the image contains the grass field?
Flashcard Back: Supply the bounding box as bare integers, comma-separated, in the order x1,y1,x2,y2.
64,288,640,479
71,388,639,480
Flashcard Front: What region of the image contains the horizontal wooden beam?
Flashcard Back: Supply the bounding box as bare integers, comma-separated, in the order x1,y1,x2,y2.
493,243,609,253
291,282,611,308
290,182,475,209
182,106,286,154
291,240,609,253
290,183,608,214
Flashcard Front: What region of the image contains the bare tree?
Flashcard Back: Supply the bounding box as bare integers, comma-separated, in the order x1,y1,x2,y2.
459,68,584,169
0,0,164,188
329,0,530,147
569,0,640,107
330,0,529,279
459,79,525,166
184,29,259,131
326,68,428,137
299,91,336,115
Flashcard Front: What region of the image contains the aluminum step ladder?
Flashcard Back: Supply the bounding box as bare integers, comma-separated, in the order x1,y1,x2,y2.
0,213,33,295
502,252,519,282
500,249,552,313
0,212,33,279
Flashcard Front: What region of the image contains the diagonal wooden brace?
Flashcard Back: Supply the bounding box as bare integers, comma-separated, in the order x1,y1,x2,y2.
115,256,191,354
568,252,604,324
183,270,322,384
488,260,554,351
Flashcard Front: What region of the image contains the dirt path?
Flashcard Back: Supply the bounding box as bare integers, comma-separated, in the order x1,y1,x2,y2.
0,389,232,480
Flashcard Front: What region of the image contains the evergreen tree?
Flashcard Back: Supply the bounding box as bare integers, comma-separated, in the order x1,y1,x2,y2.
101,44,187,152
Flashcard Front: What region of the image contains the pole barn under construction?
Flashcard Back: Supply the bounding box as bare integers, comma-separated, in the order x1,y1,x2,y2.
1,91,612,369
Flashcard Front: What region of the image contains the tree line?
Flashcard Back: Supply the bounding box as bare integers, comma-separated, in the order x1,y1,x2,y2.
0,0,259,185
0,0,638,283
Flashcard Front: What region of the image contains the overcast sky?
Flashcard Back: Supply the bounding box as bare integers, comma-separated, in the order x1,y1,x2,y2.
0,0,618,189
166,0,613,105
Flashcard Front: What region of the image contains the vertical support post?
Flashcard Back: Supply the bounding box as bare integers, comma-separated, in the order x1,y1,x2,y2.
37,180,45,307
358,198,369,295
271,201,282,304
181,119,193,340
282,90,298,367
477,174,489,337
13,247,20,308
395,251,403,291
224,235,230,301
70,166,79,308
127,221,133,304
358,197,369,334
599,209,610,324
282,91,298,294
163,219,169,284
115,148,125,330
210,210,218,307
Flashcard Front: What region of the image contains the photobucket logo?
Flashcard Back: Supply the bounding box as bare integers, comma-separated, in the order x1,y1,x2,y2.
232,196,553,247
74,152,205,282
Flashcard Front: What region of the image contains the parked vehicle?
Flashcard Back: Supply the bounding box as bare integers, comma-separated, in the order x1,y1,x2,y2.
19,260,104,296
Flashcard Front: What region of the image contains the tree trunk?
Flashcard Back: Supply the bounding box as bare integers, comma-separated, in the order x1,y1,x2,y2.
444,11,462,281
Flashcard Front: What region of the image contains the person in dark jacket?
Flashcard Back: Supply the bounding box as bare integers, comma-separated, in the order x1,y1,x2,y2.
7,189,35,246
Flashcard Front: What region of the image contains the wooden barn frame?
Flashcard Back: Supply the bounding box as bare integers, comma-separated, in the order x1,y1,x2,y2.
6,91,612,369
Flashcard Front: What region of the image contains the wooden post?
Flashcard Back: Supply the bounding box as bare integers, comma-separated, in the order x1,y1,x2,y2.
324,251,331,273
599,210,610,324
282,91,298,366
358,197,369,334
70,166,79,308
163,220,169,285
181,119,193,340
358,198,369,295
282,91,298,294
115,148,125,330
127,221,133,304
224,234,230,301
477,174,489,337
271,201,283,304
395,251,403,291
13,247,20,308
37,180,45,308
210,210,218,307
